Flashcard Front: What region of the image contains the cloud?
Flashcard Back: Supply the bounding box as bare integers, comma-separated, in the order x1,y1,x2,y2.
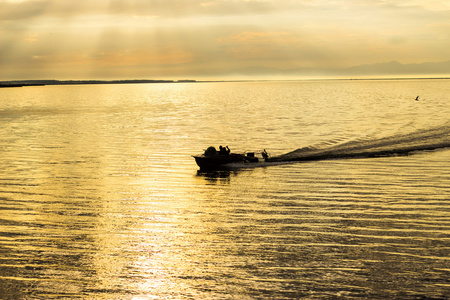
0,0,278,20
0,0,48,20
2,0,449,21
1,0,449,80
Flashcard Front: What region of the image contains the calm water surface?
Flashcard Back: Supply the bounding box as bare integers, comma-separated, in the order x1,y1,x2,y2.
0,80,449,299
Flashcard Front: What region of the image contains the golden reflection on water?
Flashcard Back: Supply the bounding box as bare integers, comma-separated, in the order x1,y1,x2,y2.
0,81,449,299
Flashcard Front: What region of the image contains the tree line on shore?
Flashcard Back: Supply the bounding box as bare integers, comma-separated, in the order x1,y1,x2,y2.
0,79,196,88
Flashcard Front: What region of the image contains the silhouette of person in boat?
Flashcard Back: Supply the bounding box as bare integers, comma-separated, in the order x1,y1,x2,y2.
219,145,230,155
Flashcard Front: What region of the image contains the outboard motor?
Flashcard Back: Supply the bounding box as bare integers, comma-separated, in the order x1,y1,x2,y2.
261,149,269,161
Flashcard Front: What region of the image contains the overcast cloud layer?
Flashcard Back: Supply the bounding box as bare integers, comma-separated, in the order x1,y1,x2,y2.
1,0,449,80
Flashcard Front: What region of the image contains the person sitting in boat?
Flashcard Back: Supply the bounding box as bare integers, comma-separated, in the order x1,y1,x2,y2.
204,146,217,156
219,145,230,155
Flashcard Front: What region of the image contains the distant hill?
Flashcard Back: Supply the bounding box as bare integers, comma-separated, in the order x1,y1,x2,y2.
236,60,450,78
339,60,450,77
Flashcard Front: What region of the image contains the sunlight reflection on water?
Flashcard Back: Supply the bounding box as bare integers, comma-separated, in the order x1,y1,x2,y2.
0,80,449,299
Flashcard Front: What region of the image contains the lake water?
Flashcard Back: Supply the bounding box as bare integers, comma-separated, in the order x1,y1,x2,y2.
0,80,449,299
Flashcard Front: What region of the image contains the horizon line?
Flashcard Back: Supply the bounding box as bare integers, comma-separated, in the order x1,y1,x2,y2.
1,76,450,87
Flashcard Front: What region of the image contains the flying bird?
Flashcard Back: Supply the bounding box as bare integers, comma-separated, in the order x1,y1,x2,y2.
415,96,419,101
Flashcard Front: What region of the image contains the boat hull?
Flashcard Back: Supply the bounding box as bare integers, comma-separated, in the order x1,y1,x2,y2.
193,154,258,169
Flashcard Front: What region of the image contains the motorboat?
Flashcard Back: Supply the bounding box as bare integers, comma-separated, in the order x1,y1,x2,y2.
193,146,261,169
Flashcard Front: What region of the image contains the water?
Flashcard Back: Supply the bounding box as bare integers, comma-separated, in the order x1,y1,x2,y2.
0,80,449,299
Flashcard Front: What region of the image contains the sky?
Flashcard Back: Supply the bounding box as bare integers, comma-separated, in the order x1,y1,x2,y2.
1,0,450,80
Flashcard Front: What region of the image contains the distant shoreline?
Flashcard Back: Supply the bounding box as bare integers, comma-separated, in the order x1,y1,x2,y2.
1,77,449,88
0,79,196,88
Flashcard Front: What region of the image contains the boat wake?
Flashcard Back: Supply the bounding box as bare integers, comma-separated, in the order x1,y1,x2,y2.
268,124,450,163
